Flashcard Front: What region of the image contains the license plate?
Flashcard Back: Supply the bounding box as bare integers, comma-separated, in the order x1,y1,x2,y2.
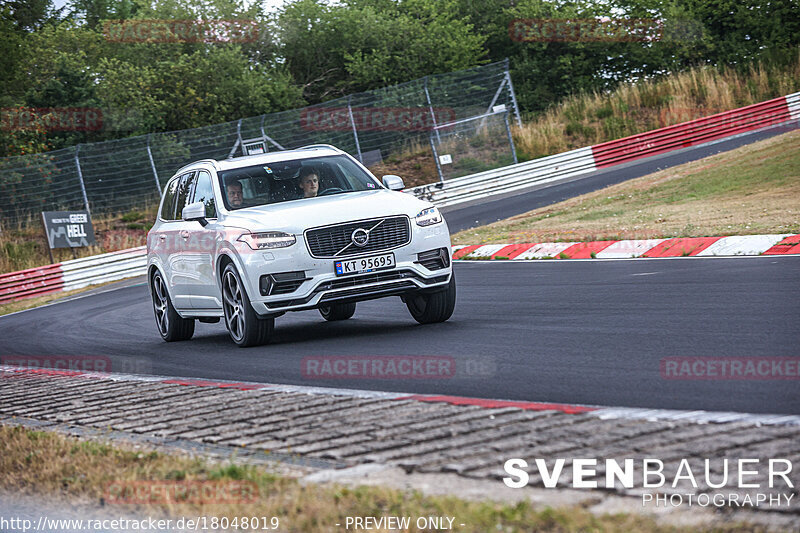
335,253,395,276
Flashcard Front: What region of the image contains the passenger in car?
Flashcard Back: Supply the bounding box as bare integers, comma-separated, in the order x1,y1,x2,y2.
297,168,320,198
226,180,244,208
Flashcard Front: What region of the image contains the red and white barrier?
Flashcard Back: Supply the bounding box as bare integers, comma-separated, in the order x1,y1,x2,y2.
0,246,146,305
0,264,65,303
591,94,797,168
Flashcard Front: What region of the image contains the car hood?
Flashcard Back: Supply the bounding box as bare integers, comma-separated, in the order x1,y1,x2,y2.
221,190,432,233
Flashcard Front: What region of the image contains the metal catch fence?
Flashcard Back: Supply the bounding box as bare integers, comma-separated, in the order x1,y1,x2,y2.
0,60,521,228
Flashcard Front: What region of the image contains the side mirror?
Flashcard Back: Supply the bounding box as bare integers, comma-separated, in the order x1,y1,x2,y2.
381,175,405,191
182,201,208,227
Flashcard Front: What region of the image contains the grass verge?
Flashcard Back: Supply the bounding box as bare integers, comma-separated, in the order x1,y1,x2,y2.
0,425,757,533
451,130,800,245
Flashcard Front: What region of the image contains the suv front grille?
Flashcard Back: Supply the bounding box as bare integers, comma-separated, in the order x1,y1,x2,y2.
305,216,410,258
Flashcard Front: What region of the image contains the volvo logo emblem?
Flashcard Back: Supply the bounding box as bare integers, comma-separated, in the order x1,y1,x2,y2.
351,228,369,247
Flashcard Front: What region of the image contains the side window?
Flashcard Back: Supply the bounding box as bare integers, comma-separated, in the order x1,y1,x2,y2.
192,171,217,218
174,172,196,220
159,177,180,220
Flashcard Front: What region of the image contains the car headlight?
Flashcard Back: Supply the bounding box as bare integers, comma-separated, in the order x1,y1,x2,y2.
415,206,442,227
237,231,296,250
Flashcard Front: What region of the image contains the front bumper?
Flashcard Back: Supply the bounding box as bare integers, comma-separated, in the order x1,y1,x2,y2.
235,221,452,316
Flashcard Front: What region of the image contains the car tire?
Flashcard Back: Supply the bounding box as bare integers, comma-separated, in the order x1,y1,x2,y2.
406,271,456,324
319,302,356,321
222,263,274,347
151,270,195,342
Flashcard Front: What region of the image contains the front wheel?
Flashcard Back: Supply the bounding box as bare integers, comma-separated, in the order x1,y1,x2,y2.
222,264,274,347
151,270,194,342
319,302,356,321
406,271,456,324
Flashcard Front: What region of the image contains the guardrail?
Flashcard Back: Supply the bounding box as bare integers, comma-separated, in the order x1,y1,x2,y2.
411,91,800,208
2,91,798,304
0,247,146,305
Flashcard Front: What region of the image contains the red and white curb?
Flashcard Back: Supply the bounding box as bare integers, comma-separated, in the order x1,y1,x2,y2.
3,365,798,426
453,233,800,261
2,233,798,305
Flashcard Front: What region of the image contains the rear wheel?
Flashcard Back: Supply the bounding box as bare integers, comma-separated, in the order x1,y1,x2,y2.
406,272,456,324
151,270,194,341
319,302,356,321
222,264,274,347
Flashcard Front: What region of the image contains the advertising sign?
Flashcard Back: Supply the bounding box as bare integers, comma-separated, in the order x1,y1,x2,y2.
42,210,96,249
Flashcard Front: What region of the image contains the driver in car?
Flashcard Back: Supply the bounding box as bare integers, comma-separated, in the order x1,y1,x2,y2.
226,180,244,208
297,168,320,198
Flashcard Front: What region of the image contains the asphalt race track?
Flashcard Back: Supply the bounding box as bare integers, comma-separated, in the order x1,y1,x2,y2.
443,121,800,233
2,257,798,414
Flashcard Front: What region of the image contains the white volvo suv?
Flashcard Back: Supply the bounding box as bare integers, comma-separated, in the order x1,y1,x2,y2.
147,145,455,347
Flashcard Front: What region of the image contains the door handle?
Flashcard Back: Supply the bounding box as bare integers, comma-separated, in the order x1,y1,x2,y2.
158,234,166,241
180,230,190,239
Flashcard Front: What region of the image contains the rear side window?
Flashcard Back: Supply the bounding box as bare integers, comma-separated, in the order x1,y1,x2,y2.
174,172,197,220
192,171,217,218
159,177,180,220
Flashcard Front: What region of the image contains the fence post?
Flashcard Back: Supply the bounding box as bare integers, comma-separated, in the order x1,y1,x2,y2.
347,96,363,162
260,115,286,151
146,134,162,194
503,113,518,165
74,145,91,216
485,76,508,116
429,133,444,183
504,59,523,128
227,119,243,159
424,76,441,143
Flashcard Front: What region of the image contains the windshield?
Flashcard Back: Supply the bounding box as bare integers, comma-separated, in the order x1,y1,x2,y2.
218,154,381,210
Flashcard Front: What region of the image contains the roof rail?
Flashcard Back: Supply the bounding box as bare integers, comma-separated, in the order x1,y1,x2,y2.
173,158,219,175
297,144,341,151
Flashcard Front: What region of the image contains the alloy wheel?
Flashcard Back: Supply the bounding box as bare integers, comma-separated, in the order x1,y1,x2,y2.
152,274,170,336
223,270,245,342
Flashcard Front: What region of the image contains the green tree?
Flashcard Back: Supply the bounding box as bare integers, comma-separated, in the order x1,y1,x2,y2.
277,0,486,103
678,0,800,65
